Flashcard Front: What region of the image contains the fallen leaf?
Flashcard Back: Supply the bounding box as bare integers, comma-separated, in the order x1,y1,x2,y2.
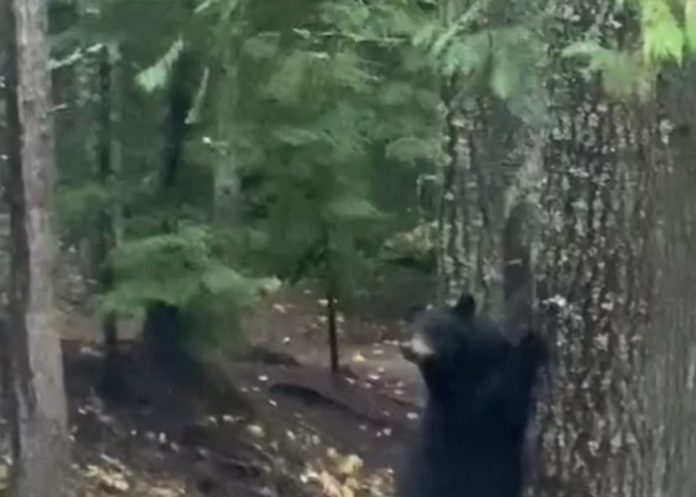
351,352,366,363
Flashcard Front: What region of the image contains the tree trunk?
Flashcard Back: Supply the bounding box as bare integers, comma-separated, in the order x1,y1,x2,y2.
435,85,534,320
645,69,696,497
161,50,194,192
95,43,125,400
143,48,195,361
0,316,13,446
213,64,241,227
326,265,340,375
3,0,70,494
533,4,660,496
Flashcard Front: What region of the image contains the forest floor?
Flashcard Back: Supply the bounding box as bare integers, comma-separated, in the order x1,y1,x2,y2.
44,284,426,497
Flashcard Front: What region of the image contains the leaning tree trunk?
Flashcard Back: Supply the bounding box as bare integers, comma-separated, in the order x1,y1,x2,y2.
532,3,662,497
3,0,70,494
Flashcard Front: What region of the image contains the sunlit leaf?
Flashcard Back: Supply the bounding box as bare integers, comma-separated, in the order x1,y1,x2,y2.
135,37,185,93
640,0,684,64
327,197,380,221
685,0,696,52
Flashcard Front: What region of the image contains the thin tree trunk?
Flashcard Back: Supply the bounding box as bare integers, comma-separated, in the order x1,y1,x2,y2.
320,223,340,375
213,64,240,227
326,266,340,375
3,0,69,494
435,79,530,319
95,43,124,399
435,76,468,305
143,49,195,363
0,316,13,449
502,202,533,334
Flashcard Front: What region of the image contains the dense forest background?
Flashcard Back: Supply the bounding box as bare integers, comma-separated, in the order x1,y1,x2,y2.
2,0,696,496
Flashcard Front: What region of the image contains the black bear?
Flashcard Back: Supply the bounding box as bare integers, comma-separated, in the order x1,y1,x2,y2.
396,292,548,497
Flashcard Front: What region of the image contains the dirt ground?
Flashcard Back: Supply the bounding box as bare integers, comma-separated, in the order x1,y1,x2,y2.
48,284,427,497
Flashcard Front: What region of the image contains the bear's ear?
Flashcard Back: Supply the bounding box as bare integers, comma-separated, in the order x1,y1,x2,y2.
452,292,476,319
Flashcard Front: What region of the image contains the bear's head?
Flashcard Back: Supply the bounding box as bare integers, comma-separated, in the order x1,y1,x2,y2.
400,293,512,401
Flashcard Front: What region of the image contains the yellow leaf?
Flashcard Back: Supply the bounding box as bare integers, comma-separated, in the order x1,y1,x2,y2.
336,454,363,476
351,352,366,363
319,470,354,497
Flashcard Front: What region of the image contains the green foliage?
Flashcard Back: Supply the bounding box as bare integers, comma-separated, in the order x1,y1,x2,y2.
412,8,548,122
135,37,185,93
49,0,442,352
200,0,439,299
385,136,440,164
640,0,684,63
57,183,110,237
327,196,381,222
686,0,696,50
562,41,656,99
620,0,696,64
556,0,696,100
104,225,258,314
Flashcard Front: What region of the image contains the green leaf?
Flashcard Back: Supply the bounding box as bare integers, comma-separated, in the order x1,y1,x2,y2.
441,32,490,77
640,0,684,64
104,226,258,315
378,82,414,105
331,51,372,92
431,23,461,59
685,0,696,52
561,40,603,59
327,197,380,221
241,32,280,60
185,67,210,125
201,263,253,296
263,50,308,105
136,37,185,93
50,48,87,70
385,136,438,164
490,48,519,99
194,0,214,14
412,22,438,47
271,125,324,146
319,3,370,31
562,42,655,99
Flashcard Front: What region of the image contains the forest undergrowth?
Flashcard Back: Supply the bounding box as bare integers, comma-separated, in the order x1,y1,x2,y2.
1,285,419,497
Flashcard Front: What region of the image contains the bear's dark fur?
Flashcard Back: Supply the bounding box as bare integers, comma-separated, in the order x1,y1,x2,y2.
397,293,548,497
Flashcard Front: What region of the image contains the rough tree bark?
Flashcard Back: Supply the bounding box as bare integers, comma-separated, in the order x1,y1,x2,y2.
645,67,696,497
212,63,241,227
432,0,545,320
532,3,661,496
435,73,539,321
3,0,70,494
